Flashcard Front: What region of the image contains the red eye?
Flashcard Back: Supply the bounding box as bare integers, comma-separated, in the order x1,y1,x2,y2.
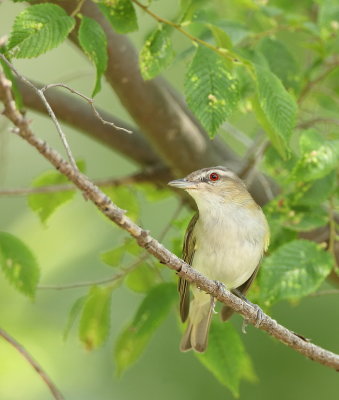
209,172,219,181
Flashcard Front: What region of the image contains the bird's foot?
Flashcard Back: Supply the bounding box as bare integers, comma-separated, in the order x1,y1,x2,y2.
211,281,227,314
231,289,264,333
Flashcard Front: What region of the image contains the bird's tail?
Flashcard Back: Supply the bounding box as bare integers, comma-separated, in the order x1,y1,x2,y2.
180,296,214,353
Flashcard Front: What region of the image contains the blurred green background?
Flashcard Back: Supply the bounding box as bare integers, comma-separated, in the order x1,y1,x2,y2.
1,1,339,399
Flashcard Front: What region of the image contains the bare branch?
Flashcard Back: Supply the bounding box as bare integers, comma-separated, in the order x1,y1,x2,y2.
0,327,64,400
2,71,339,371
16,79,162,167
41,83,132,134
0,54,78,171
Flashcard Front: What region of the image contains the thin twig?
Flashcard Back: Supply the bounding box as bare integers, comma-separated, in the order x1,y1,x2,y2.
71,0,85,17
2,71,339,371
38,200,184,291
131,0,243,64
0,327,64,400
41,83,132,134
297,117,339,129
0,54,78,171
298,57,339,104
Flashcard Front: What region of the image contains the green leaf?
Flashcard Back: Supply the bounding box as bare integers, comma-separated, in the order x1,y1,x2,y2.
78,16,108,97
28,170,76,224
114,283,176,376
100,238,139,268
104,186,139,221
197,321,256,397
292,131,338,182
259,240,333,306
292,171,337,206
7,4,75,58
140,25,174,80
79,286,113,350
63,295,86,341
185,46,239,137
125,265,157,293
282,208,328,232
0,232,40,298
259,37,300,90
207,24,233,49
98,0,138,34
253,65,297,159
0,54,24,109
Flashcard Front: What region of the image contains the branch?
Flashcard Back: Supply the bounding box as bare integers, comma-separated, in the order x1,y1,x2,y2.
16,79,162,167
2,72,339,371
0,327,64,400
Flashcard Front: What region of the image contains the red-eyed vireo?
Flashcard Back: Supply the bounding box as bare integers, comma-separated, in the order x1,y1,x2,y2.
168,166,270,352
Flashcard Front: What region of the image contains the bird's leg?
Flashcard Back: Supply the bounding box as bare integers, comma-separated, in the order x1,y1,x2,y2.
212,280,227,314
231,289,264,333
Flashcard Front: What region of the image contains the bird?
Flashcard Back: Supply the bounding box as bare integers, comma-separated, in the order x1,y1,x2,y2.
168,166,269,352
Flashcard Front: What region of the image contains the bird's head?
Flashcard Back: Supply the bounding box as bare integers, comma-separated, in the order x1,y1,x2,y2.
168,166,255,210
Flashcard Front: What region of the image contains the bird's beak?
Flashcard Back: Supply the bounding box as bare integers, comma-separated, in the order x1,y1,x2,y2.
168,179,197,190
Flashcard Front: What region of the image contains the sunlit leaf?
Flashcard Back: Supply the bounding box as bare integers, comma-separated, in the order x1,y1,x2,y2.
0,232,40,298
259,240,334,306
78,16,108,97
79,285,113,350
185,46,239,137
140,25,174,80
98,0,138,34
253,65,297,159
63,295,86,341
28,171,75,224
7,4,75,58
114,283,176,376
292,131,338,182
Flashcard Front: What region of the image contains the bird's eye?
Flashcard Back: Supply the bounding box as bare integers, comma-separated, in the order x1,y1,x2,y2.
209,172,220,181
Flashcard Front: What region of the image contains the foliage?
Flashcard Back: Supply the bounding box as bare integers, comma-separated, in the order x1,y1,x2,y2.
1,0,339,398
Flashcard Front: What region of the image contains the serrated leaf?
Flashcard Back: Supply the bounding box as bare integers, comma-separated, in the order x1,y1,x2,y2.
79,285,113,350
254,65,297,159
78,16,108,97
0,232,40,298
114,283,176,376
292,131,338,182
98,0,138,34
7,4,75,58
63,295,86,341
259,37,300,90
197,321,256,397
104,186,139,221
185,46,239,137
125,265,157,293
259,240,333,306
28,171,76,224
140,25,174,80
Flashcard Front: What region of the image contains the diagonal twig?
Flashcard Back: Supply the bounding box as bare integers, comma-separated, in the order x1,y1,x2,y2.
0,327,64,400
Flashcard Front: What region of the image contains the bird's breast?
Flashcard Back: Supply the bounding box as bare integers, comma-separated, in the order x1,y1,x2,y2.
192,204,267,289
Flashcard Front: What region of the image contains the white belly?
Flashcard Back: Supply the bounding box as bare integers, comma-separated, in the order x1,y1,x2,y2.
191,203,266,290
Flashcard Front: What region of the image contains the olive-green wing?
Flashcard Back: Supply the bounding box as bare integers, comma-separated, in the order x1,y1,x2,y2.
178,213,198,322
